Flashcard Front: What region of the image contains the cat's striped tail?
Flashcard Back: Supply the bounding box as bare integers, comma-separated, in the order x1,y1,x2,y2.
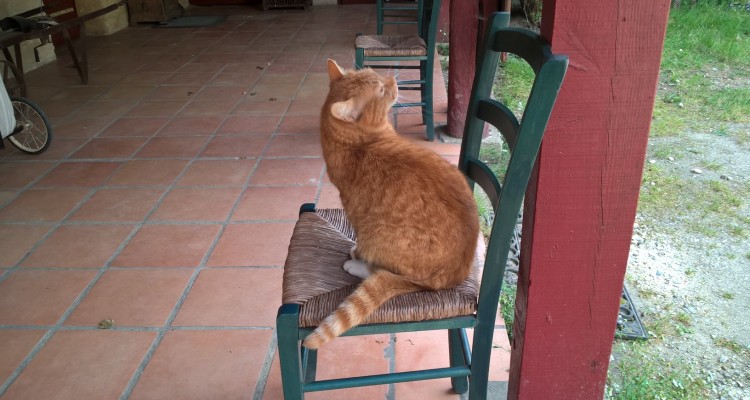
302,269,421,349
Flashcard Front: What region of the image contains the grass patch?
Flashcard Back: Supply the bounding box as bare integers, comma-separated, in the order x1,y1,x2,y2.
493,54,535,115
499,282,517,340
638,163,747,237
479,139,509,178
661,2,750,71
475,190,493,238
475,140,512,238
606,342,709,400
651,2,750,138
714,337,748,355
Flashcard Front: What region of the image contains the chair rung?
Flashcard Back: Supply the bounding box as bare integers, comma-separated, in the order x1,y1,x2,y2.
304,366,471,392
363,56,427,62
382,5,419,10
398,80,425,85
382,11,418,16
367,65,421,70
298,316,476,339
382,21,418,25
393,102,424,108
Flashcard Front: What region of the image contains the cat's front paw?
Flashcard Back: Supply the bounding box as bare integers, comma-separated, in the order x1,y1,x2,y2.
343,259,370,279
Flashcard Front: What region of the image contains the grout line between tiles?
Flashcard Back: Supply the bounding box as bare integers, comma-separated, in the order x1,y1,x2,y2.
0,254,109,395
0,186,101,282
386,333,397,400
0,329,56,397
118,329,168,400
252,331,278,400
119,17,289,397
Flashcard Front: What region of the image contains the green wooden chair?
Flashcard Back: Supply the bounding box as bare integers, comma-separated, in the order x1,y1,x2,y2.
355,0,441,141
376,0,421,35
277,12,568,399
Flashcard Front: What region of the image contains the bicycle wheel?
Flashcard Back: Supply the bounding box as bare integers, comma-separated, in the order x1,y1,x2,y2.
7,97,51,154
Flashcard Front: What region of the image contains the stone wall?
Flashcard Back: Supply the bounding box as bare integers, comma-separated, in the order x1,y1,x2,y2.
75,0,128,36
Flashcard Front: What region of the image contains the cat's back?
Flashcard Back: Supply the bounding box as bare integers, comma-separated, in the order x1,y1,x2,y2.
344,133,476,222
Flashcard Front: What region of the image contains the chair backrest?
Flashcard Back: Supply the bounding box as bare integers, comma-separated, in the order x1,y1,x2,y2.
457,12,568,331
417,0,441,55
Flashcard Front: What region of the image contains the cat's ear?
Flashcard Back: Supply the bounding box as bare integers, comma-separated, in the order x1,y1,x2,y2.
327,59,345,82
330,99,359,122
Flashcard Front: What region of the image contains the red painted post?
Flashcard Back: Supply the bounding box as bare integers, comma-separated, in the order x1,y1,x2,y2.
446,0,498,138
508,0,671,399
446,0,479,138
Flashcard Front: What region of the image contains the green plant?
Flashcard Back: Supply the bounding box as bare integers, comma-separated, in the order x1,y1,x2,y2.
638,162,747,238
493,54,535,116
475,190,493,238
520,0,542,27
607,342,709,400
712,124,729,136
651,2,750,138
499,282,517,340
699,161,722,172
479,139,509,178
714,337,748,354
729,225,747,237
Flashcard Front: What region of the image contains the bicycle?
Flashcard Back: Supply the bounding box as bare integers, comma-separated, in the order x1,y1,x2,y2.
0,60,52,154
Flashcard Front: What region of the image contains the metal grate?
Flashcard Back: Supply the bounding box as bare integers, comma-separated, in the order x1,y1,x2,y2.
615,285,648,340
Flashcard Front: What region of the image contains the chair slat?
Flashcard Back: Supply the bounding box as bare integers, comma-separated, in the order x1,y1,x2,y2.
477,98,519,150
359,0,441,140
491,28,553,75
465,157,502,211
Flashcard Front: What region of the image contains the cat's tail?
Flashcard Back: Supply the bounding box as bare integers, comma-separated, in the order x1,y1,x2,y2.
302,269,421,349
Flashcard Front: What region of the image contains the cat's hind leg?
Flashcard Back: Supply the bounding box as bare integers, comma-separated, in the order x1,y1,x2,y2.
343,259,371,279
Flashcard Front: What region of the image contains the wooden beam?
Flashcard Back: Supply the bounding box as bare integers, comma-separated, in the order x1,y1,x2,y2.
446,0,479,138
446,0,498,138
508,0,671,398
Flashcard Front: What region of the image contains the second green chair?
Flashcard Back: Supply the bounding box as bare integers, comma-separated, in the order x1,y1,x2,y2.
356,0,441,141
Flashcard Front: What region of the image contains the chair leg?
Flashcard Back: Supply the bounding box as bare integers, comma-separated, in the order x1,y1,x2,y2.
467,326,493,400
355,47,364,70
422,59,435,141
277,304,305,400
448,329,469,394
303,347,318,383
376,0,384,35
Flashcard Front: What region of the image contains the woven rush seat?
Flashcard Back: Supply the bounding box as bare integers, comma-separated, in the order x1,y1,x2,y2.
355,35,427,57
282,209,480,328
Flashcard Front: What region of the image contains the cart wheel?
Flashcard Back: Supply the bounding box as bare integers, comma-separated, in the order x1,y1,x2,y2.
8,97,52,154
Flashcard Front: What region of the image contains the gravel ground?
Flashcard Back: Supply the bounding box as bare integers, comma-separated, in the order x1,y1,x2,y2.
627,129,750,399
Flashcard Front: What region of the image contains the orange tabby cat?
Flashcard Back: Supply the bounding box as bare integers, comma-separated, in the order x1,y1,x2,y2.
303,60,479,349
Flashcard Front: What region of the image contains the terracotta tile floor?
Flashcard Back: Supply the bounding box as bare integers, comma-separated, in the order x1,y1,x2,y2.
0,4,509,399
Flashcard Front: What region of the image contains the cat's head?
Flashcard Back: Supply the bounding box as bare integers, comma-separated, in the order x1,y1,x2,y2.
324,59,397,126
